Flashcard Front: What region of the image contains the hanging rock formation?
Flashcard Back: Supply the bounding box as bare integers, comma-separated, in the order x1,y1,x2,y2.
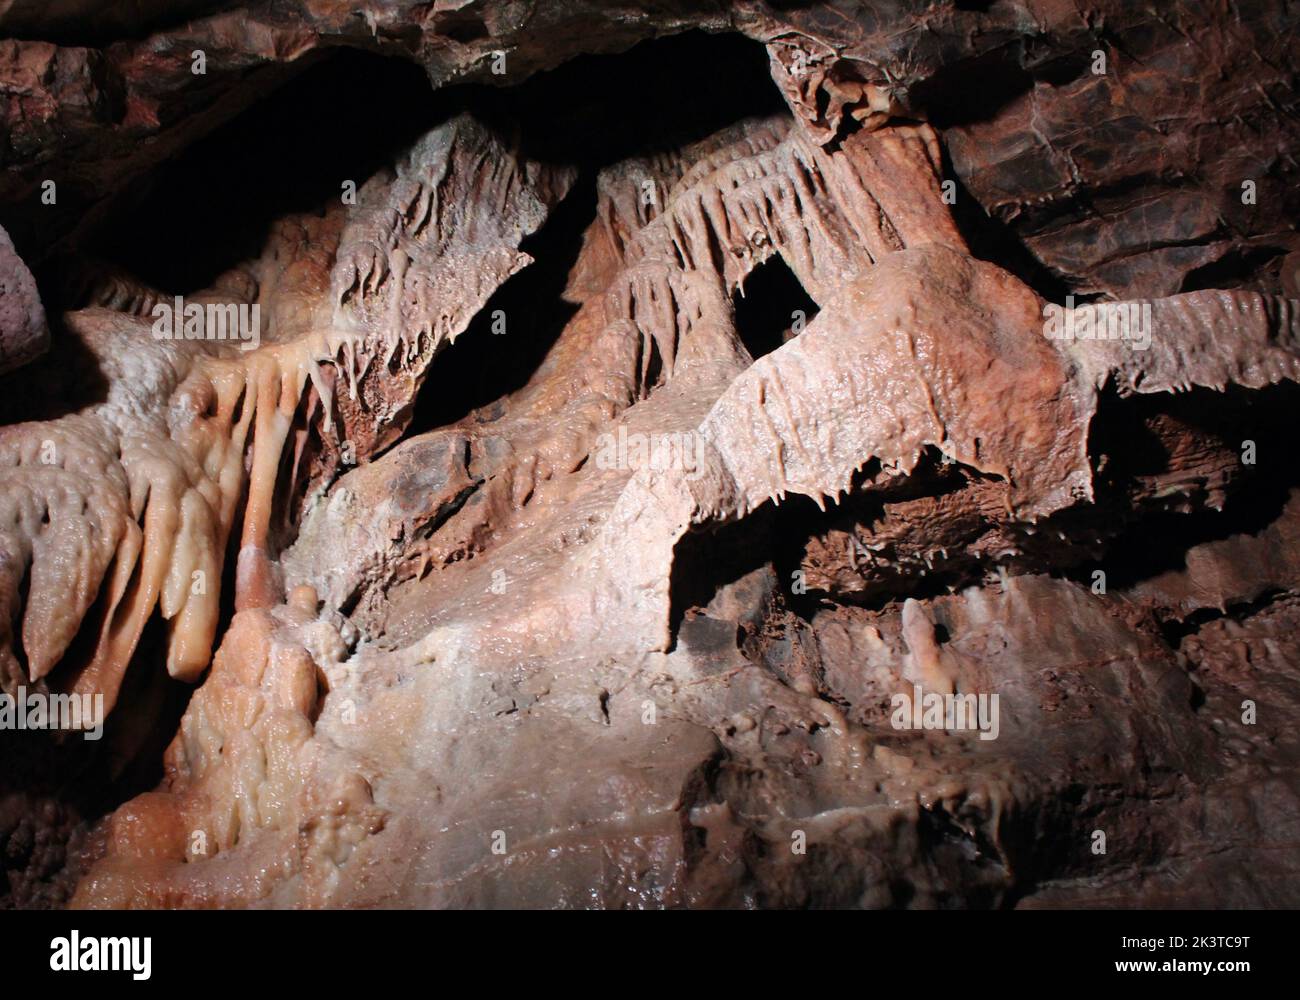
0,2,1298,910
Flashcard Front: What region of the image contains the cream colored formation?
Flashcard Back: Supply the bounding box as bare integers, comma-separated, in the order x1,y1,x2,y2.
2,38,1298,906
63,93,1300,905
0,115,572,715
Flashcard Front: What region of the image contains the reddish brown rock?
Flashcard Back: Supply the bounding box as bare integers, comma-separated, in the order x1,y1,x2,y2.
2,1,1300,912
0,224,46,373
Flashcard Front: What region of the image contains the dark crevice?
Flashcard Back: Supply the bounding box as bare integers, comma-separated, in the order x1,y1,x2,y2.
0,610,191,908
1061,382,1300,592
753,381,1300,622
1179,245,1293,294
1158,589,1288,649
408,170,594,435
0,1,231,48
67,49,447,299
734,254,820,360
669,511,777,649
408,31,786,435
0,314,110,422
911,48,1035,130
940,150,1074,303
469,31,786,169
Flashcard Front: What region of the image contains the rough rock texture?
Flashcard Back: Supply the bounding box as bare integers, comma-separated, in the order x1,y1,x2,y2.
3,2,1296,301
0,223,45,373
0,115,570,712
2,2,1299,909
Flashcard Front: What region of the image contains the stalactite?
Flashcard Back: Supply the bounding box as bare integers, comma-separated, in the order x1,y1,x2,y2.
0,115,573,715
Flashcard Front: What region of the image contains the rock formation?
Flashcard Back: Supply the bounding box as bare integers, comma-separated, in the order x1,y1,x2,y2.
1,1,1298,909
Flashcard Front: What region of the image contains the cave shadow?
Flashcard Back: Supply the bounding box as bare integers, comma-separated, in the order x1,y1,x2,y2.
1058,381,1300,592
734,253,820,360
0,313,110,423
410,30,790,433
71,49,450,299
406,169,595,435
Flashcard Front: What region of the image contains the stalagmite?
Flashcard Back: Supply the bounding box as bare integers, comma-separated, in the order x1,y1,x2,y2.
0,116,573,713
2,4,1299,914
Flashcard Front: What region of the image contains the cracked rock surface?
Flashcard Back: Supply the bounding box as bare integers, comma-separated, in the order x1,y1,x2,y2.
1,2,1299,909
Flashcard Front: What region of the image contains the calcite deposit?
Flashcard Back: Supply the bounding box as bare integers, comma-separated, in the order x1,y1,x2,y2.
1,1,1298,909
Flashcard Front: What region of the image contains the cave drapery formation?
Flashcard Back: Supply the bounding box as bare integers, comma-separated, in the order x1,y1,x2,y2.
1,1,1299,909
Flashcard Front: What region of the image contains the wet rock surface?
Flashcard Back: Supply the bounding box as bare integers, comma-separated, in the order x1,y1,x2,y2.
1,3,1299,908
